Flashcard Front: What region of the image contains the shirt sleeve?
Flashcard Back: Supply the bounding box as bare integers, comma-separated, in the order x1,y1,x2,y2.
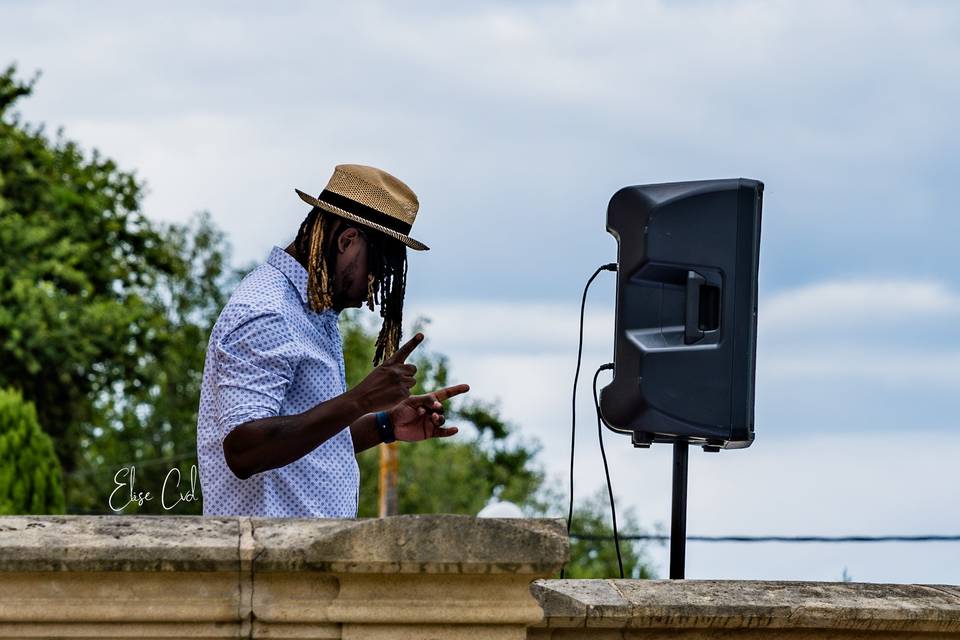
213,310,299,439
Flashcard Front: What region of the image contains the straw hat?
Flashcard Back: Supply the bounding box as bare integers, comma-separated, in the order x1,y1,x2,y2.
295,164,429,251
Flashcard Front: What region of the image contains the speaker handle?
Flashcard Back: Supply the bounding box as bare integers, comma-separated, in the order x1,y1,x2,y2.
684,270,705,344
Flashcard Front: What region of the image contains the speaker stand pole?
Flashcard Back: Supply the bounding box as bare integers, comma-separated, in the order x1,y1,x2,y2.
669,441,689,579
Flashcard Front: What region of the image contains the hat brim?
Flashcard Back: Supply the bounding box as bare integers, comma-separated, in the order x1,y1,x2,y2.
295,188,429,251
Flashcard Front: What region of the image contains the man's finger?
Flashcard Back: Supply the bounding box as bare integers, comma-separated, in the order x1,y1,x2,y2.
387,333,424,364
410,397,444,411
433,384,470,402
435,426,458,438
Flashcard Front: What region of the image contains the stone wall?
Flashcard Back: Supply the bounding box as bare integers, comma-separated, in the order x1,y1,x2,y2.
0,516,957,639
0,515,567,639
530,578,960,638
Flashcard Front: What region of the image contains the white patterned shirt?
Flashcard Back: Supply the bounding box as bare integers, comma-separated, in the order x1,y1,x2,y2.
196,246,360,517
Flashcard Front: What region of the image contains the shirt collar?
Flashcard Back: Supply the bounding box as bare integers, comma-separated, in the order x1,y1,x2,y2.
267,246,310,304
266,245,342,321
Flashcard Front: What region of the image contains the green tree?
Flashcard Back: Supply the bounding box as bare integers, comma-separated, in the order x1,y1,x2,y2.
78,212,243,515
342,311,545,516
0,65,243,513
0,387,65,514
560,488,658,579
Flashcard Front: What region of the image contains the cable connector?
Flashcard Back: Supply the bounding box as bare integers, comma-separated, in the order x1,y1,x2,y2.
602,262,618,272
599,362,614,372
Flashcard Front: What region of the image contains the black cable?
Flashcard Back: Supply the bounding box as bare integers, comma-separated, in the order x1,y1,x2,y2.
562,262,616,579
570,533,960,543
593,362,623,578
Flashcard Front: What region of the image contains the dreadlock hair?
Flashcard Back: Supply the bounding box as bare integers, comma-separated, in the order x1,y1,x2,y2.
294,207,408,367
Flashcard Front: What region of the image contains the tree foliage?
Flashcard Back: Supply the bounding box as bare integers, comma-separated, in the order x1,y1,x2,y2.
0,65,243,512
560,488,658,579
0,387,65,514
342,312,545,516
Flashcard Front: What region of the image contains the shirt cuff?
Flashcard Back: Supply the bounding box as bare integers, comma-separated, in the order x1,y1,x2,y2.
216,403,279,440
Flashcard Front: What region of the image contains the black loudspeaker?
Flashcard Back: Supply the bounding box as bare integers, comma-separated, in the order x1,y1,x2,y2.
599,179,763,451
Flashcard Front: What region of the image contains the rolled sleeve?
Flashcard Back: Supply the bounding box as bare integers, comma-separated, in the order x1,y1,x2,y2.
213,311,298,437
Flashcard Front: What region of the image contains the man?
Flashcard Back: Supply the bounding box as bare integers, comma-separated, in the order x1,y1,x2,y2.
196,164,469,517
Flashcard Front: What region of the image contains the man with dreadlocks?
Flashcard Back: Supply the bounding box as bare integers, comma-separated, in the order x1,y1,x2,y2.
196,164,469,517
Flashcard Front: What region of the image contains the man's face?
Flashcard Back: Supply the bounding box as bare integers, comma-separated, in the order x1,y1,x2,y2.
331,222,370,311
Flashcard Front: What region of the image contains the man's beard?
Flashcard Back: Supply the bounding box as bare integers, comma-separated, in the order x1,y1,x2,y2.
331,264,361,311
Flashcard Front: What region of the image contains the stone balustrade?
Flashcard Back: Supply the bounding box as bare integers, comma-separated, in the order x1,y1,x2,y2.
0,516,957,639
0,515,567,639
530,578,960,638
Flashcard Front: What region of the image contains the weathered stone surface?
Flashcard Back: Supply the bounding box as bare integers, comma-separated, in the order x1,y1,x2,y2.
252,515,570,574
0,571,239,623
531,579,960,633
532,579,630,628
0,516,567,638
0,515,568,575
0,515,240,572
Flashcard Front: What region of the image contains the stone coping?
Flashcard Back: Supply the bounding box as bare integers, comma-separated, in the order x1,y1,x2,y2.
531,579,960,633
0,515,569,574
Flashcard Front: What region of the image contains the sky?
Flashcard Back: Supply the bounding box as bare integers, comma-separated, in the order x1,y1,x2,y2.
2,0,958,583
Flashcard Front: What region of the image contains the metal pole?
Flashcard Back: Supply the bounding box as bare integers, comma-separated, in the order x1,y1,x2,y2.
378,442,399,517
670,441,689,579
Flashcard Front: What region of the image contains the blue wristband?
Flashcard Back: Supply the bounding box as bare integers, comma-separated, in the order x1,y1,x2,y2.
375,411,396,444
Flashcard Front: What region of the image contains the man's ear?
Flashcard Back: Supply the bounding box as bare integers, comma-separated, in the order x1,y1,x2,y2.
337,226,361,254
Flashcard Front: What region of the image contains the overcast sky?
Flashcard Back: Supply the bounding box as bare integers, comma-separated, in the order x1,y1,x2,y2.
3,1,958,583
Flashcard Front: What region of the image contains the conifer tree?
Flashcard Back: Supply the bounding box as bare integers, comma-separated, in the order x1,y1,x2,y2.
0,387,65,514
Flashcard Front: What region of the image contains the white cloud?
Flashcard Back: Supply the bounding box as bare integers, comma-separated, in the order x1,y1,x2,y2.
761,347,960,387
756,278,960,386
4,0,959,276
760,279,960,334
409,301,615,354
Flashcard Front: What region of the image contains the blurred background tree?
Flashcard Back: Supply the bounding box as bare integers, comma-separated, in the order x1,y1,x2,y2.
0,64,657,577
560,488,658,579
0,387,65,514
342,313,545,517
0,65,243,512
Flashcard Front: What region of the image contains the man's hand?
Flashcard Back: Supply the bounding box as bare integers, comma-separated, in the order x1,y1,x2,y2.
389,383,471,441
350,333,424,414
